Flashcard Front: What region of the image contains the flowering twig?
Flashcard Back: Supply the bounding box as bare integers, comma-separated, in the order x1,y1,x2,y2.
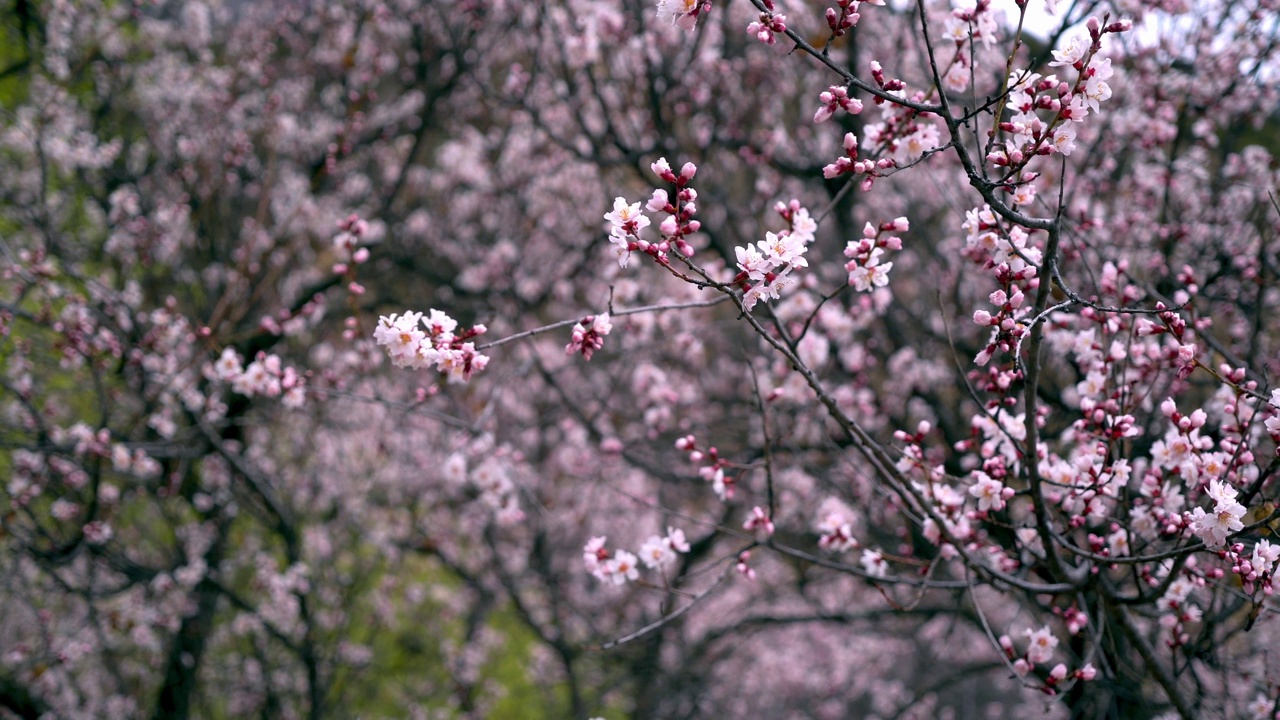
598,554,741,650
476,297,728,351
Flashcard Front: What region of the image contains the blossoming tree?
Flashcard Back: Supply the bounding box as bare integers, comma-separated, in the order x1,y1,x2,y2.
2,0,1279,718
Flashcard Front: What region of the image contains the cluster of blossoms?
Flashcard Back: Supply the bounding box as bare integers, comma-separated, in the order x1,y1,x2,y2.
822,132,894,192
746,1,786,46
825,0,879,37
812,85,863,124
815,498,859,552
843,217,905,292
942,0,1000,49
962,205,1042,366
812,499,892,577
605,158,700,268
999,627,1096,692
211,348,306,408
1188,479,1246,547
1135,302,1198,379
820,79,940,188
655,0,711,31
583,528,690,585
993,18,1127,166
372,309,489,383
823,132,872,180
893,425,1015,561
731,199,816,310
675,434,734,499
331,213,371,275
968,471,1014,513
565,313,613,361
934,0,1002,93
1229,539,1280,595
864,64,942,168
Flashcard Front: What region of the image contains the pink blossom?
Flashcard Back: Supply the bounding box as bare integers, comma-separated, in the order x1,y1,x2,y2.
566,313,614,361
1024,625,1058,664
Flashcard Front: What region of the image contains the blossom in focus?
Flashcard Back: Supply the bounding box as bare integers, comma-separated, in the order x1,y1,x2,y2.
969,472,1013,512
733,202,816,311
373,311,429,369
813,85,863,124
605,197,650,236
847,248,893,291
373,309,488,382
566,313,614,361
747,12,786,45
1050,35,1087,67
1189,480,1246,547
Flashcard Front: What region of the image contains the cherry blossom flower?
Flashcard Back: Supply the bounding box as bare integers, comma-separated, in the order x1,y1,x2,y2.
731,202,816,310
1189,490,1246,548
373,309,488,382
639,536,677,569
1049,35,1088,68
969,472,1013,512
847,249,893,291
665,527,691,553
1024,625,1058,664
374,312,429,369
758,231,809,269
604,197,650,236
1082,57,1113,111
605,550,641,585
860,549,889,577
584,536,610,580
744,506,775,537
816,499,858,552
213,347,243,380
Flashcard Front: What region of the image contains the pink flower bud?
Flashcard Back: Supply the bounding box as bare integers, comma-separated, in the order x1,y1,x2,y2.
646,189,669,212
